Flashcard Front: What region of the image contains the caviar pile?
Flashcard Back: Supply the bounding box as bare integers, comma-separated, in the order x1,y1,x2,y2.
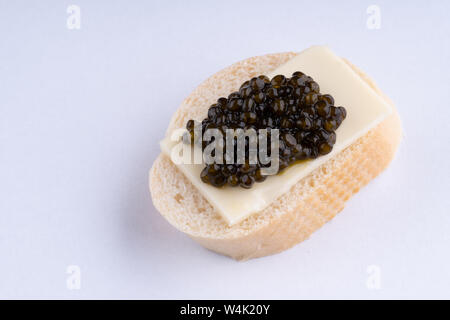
185,72,347,189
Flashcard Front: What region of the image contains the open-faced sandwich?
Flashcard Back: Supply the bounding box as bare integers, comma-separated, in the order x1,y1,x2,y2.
150,46,402,260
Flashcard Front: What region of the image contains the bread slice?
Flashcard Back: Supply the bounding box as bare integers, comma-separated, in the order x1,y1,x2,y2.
149,52,402,261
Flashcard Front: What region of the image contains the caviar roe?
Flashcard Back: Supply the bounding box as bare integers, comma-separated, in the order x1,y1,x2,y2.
185,72,347,189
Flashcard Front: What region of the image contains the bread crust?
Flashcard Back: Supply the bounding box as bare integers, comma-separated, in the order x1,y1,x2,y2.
149,53,402,260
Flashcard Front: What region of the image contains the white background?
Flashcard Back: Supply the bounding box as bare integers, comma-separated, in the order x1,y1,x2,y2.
1,0,449,299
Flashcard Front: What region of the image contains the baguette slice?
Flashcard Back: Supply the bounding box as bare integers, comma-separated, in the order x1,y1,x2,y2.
149,52,402,261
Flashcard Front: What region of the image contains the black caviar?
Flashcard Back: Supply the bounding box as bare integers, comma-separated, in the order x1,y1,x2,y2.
185,72,346,189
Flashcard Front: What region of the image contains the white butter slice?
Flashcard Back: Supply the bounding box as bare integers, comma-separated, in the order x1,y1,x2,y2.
160,46,392,225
